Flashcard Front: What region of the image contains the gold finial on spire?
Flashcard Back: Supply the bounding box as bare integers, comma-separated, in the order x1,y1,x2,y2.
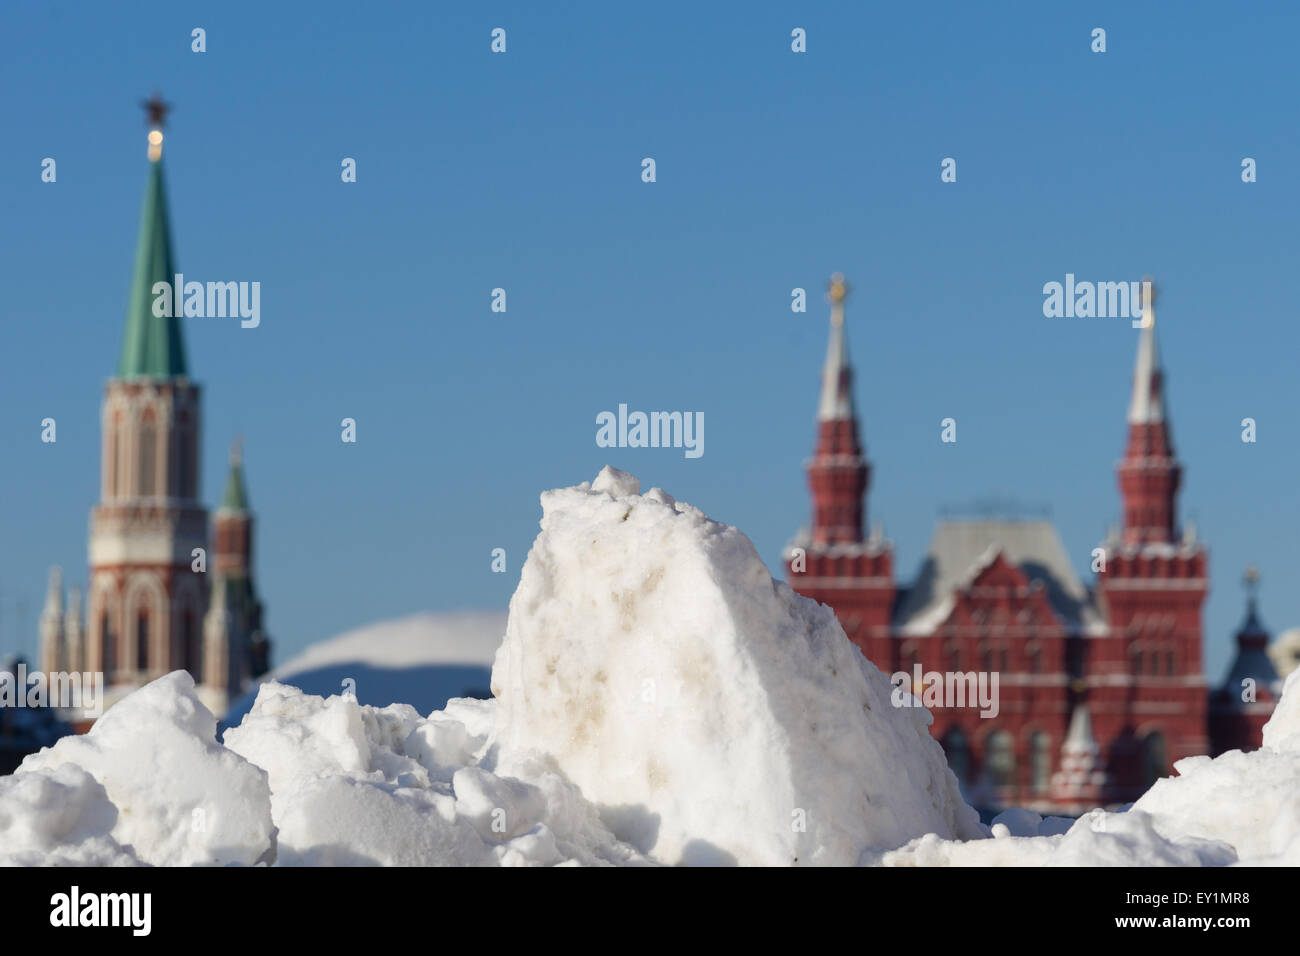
827,273,849,326
1244,564,1260,594
142,92,170,161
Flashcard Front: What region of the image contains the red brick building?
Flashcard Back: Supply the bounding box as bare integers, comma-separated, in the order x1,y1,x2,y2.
786,276,1281,814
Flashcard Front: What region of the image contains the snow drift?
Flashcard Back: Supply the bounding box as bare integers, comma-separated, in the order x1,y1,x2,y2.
6,468,1300,867
881,666,1300,867
490,466,979,863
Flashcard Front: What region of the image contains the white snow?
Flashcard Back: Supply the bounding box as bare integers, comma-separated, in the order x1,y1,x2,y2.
7,470,1300,867
14,671,274,866
490,465,980,864
882,667,1300,867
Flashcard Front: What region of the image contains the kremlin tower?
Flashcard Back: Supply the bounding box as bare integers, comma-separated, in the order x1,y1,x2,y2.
38,98,271,725
784,274,895,667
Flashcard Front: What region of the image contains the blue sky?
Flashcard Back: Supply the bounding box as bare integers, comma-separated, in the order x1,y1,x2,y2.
2,1,1297,681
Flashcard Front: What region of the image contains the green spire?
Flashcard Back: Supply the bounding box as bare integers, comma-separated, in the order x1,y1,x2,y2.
220,438,250,512
117,157,189,379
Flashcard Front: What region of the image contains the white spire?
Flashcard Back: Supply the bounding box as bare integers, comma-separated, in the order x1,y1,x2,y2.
1063,703,1099,754
1127,280,1164,424
39,566,65,675
42,566,64,617
817,273,855,421
65,584,84,673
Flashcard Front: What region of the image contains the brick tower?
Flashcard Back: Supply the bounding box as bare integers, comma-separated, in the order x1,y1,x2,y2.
85,97,209,700
1093,284,1209,800
785,275,895,665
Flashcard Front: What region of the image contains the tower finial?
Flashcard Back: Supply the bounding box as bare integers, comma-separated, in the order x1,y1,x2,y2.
231,435,244,467
1244,564,1260,600
142,92,170,161
827,273,849,326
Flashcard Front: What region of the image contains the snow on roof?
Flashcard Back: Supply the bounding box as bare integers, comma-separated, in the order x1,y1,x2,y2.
894,519,1102,634
222,610,506,725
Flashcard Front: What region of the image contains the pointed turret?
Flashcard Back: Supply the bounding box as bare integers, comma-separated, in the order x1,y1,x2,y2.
117,95,187,380
1050,703,1112,809
1117,281,1181,544
202,438,272,714
817,278,856,422
219,437,250,513
64,585,84,674
807,273,869,545
786,273,895,664
1221,566,1279,702
38,567,65,675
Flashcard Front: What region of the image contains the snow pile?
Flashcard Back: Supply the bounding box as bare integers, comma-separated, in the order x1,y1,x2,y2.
490,466,981,864
15,672,274,866
882,668,1300,867
222,682,643,866
7,470,1300,868
0,764,137,866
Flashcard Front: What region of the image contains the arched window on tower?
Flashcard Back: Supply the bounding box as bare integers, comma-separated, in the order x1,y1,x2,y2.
136,609,150,672
139,413,157,497
985,731,1016,789
942,728,971,785
1030,731,1051,792
1141,731,1167,788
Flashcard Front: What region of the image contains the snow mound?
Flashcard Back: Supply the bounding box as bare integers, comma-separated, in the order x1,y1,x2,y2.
490,465,981,864
882,671,1300,866
0,764,138,866
17,672,275,866
222,681,643,865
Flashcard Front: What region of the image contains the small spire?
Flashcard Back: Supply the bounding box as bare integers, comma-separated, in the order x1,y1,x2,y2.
1128,276,1164,424
142,92,170,161
43,566,64,615
118,96,188,380
220,438,250,512
1240,565,1265,635
1063,703,1098,752
818,273,855,421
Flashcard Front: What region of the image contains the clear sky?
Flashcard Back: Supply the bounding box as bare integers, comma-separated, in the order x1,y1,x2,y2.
2,1,1297,682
